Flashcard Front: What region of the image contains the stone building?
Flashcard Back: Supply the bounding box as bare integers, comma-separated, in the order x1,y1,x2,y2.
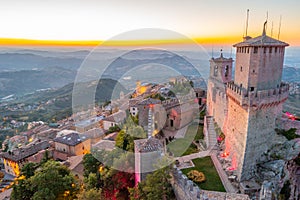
53,132,90,161
137,98,162,130
207,22,289,182
134,137,164,184
102,110,126,131
0,141,50,176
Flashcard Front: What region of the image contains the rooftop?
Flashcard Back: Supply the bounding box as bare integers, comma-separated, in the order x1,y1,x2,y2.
233,34,289,47
103,110,126,123
1,141,50,162
137,98,161,106
54,132,88,146
211,52,233,62
93,140,116,151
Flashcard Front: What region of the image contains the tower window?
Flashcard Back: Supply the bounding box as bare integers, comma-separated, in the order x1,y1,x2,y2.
214,66,218,76
240,66,243,72
254,47,258,53
224,65,229,77
250,87,254,91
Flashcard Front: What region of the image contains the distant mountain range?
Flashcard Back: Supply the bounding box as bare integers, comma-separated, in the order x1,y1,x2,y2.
0,78,127,122
0,66,77,98
282,66,300,82
0,48,299,99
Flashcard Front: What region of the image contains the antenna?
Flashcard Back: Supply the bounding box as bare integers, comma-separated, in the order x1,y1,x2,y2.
245,9,249,36
278,15,282,40
266,11,269,32
271,21,274,37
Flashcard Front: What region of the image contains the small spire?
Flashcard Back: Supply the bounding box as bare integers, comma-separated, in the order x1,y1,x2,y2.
220,49,223,58
262,20,267,36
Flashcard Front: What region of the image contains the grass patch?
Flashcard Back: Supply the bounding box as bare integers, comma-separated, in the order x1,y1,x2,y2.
182,143,198,156
168,124,203,157
181,157,225,192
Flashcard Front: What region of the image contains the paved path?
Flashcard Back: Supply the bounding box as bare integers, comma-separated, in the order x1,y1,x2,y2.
176,150,209,162
210,151,238,193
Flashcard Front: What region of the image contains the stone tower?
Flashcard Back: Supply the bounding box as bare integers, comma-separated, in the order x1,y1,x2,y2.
225,23,289,181
207,51,233,131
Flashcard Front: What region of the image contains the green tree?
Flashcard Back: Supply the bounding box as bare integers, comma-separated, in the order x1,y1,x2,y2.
129,165,175,200
115,130,134,152
11,179,34,200
83,153,101,177
21,162,37,178
84,173,99,190
12,160,79,200
77,188,102,200
30,160,79,200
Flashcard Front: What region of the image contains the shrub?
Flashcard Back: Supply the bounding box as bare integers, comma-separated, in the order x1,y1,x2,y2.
187,170,206,183
275,128,299,140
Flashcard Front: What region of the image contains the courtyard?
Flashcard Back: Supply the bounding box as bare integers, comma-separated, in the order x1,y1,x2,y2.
181,156,225,192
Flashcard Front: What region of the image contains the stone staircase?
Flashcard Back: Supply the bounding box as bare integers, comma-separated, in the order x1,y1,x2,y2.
147,107,154,137
205,116,218,150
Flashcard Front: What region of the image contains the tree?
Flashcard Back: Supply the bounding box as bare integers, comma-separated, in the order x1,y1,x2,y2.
84,173,99,190
12,160,79,200
77,188,102,200
83,153,101,177
115,130,134,152
11,179,34,200
129,165,175,200
21,162,37,178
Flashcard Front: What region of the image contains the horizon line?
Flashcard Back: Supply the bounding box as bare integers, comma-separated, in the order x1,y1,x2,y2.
0,36,298,47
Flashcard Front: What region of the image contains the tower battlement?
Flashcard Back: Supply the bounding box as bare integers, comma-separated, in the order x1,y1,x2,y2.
226,82,289,109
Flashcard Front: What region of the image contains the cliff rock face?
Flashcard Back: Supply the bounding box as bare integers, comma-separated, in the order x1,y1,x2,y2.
256,137,300,197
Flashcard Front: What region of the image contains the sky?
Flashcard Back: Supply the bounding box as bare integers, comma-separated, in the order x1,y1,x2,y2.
0,0,300,46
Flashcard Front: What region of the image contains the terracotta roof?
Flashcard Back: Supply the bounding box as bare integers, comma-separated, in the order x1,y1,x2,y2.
233,34,289,47
54,132,88,146
0,141,50,162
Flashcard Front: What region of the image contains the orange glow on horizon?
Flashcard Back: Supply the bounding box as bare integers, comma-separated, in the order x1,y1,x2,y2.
0,36,298,47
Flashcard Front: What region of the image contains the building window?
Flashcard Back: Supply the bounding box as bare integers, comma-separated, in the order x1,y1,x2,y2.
133,112,135,115
240,66,243,72
269,47,272,53
254,47,258,53
253,70,255,73
82,146,84,150
132,107,135,110
247,48,250,53
224,65,229,77
275,47,278,53
250,87,254,91
214,66,218,76
264,47,267,54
